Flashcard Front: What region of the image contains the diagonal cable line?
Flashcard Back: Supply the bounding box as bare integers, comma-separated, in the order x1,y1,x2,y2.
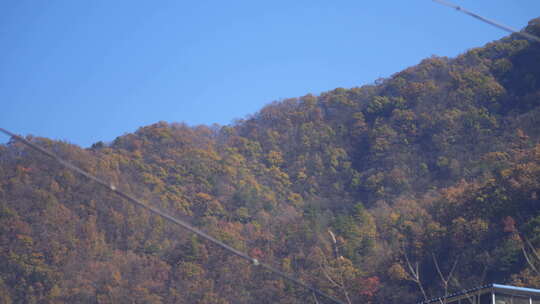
432,0,540,43
0,127,345,304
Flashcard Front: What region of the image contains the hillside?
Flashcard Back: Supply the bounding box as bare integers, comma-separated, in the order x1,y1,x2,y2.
1,18,540,304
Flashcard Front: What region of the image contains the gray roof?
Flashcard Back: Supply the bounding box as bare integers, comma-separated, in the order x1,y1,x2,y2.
417,283,540,304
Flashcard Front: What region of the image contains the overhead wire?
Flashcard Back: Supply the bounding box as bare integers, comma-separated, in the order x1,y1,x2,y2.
432,0,540,44
0,127,345,304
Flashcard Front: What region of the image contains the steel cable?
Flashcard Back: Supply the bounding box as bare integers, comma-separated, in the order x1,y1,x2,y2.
432,0,540,43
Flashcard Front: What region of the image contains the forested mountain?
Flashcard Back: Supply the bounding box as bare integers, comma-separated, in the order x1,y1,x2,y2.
1,18,540,304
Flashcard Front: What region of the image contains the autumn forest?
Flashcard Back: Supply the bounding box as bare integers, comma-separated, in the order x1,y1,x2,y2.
1,17,540,304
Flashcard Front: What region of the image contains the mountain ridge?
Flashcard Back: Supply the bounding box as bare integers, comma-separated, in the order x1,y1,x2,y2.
1,17,540,303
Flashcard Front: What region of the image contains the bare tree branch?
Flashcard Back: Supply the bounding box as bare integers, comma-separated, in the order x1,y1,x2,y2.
432,253,459,302
451,277,476,304
337,263,352,304
312,292,321,304
403,247,428,301
526,237,540,262
516,233,540,276
319,261,341,288
317,231,353,304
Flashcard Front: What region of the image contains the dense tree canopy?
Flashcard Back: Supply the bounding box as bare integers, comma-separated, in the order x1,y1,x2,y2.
1,19,540,303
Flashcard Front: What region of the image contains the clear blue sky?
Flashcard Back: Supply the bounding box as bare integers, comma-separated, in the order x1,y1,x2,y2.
1,1,539,147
